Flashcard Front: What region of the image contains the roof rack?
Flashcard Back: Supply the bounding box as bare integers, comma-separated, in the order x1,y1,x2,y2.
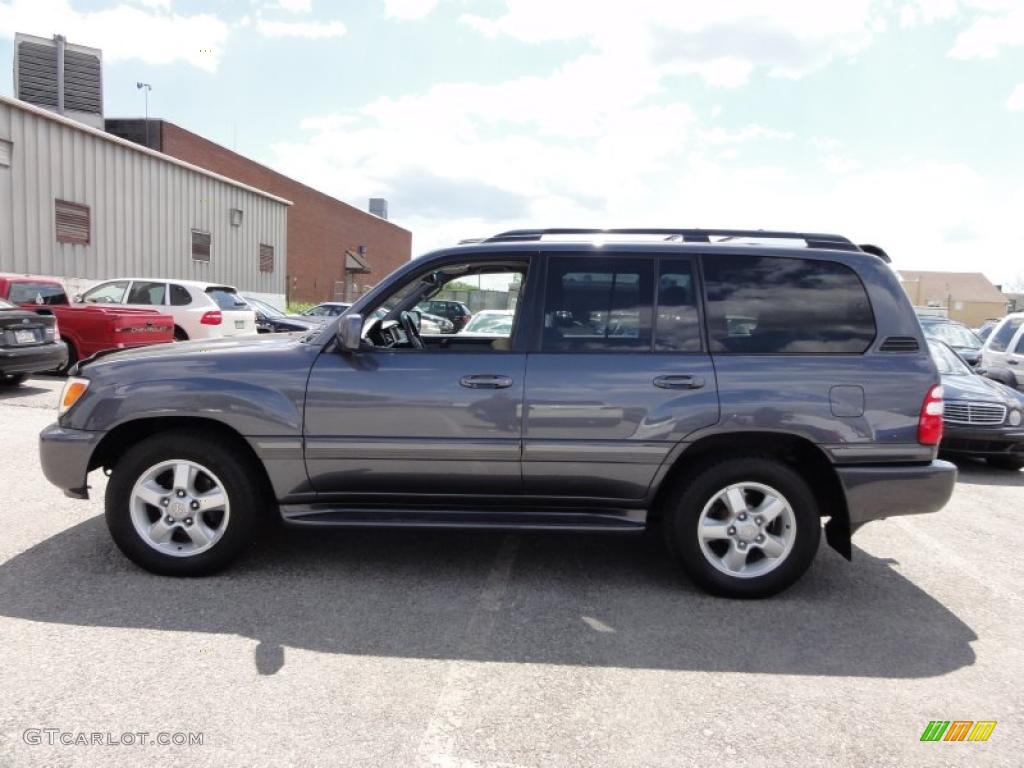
481,227,869,254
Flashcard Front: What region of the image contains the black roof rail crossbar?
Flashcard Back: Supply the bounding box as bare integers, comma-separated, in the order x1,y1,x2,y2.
482,228,861,251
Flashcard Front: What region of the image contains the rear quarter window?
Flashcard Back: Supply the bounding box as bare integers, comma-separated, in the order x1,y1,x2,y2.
702,254,876,354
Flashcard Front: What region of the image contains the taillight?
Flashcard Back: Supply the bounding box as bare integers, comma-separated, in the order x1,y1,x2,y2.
200,311,223,326
918,384,944,445
46,319,60,341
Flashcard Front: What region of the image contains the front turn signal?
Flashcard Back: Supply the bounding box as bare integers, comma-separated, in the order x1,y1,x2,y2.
59,377,90,416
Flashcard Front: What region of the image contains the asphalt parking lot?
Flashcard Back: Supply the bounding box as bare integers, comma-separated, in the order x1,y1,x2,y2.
0,377,1021,768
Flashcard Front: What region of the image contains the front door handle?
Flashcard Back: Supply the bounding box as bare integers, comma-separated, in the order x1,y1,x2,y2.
1009,359,1019,365
460,374,513,389
654,374,705,390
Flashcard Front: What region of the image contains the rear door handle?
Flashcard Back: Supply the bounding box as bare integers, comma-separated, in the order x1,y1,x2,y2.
653,374,705,390
460,374,513,389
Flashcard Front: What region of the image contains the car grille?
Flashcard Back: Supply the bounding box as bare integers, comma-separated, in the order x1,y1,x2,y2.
943,401,1007,425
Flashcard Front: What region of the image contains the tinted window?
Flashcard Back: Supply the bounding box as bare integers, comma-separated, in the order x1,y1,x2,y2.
192,230,211,262
82,281,129,305
205,288,248,310
170,284,192,306
542,257,653,351
703,255,875,354
989,317,1023,352
126,281,166,305
7,281,68,305
656,260,701,352
1014,330,1024,355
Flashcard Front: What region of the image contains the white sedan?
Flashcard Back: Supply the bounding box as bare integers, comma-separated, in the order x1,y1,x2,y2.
457,309,515,338
80,279,258,340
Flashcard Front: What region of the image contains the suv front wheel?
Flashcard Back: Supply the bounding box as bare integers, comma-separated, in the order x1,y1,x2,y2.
105,431,263,575
664,457,821,598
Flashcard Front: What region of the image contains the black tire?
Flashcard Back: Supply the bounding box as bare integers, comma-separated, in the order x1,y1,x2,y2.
0,373,28,386
105,430,265,575
663,457,821,598
56,339,77,375
986,456,1024,471
173,326,189,341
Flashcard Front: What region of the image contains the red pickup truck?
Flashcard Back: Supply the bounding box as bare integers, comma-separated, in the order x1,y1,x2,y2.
0,275,174,371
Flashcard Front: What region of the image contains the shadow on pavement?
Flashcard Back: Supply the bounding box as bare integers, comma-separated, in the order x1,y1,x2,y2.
0,383,53,401
0,516,977,678
945,455,1024,487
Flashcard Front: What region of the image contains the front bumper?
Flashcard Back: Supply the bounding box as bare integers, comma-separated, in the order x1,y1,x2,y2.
0,340,68,375
39,423,104,499
941,423,1024,458
836,459,957,530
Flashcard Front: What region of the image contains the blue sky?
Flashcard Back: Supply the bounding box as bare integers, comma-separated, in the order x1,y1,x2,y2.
1,0,1023,284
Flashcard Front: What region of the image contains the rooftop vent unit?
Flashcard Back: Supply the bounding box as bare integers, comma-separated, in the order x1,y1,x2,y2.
369,198,389,220
13,33,103,129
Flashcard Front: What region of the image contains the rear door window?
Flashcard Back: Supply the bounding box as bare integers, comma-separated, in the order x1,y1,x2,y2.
655,260,701,352
205,288,249,310
702,254,876,354
542,257,654,351
126,281,167,305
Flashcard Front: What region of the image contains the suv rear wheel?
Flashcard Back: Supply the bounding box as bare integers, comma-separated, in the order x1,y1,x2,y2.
105,431,263,575
664,457,821,598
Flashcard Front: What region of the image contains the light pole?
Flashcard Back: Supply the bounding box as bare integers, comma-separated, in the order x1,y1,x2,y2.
136,82,152,147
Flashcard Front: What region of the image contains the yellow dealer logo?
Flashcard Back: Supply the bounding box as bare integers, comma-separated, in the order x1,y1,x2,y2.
920,721,997,742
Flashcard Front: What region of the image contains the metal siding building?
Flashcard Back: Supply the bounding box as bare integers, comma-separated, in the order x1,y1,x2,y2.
0,94,290,303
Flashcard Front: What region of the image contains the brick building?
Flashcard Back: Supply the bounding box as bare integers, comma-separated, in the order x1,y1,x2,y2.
107,119,411,305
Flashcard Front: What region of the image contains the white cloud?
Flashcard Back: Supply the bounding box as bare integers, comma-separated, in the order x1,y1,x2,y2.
0,0,230,72
256,18,347,39
1008,83,1024,110
270,0,313,12
949,3,1024,58
383,0,439,20
460,0,881,87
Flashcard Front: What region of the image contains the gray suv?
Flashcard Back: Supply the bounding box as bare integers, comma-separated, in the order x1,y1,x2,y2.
39,228,957,597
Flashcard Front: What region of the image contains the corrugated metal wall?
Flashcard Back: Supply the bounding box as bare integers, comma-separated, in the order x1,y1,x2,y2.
0,100,288,297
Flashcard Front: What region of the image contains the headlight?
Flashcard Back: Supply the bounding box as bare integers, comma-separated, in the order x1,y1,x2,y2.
58,377,90,416
1010,409,1023,427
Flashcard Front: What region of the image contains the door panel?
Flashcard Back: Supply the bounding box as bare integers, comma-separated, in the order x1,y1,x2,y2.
522,253,719,500
522,353,719,499
304,349,525,495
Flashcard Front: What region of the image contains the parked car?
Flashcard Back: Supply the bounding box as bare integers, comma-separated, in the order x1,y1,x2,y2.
416,310,455,334
0,297,67,385
417,299,472,331
457,309,515,338
242,296,318,334
929,340,1024,470
918,317,984,366
299,302,351,322
979,312,1024,390
0,275,173,372
40,227,956,598
79,279,257,340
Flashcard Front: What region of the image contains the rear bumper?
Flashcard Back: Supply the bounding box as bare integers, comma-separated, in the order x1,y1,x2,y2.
836,460,957,530
39,422,104,499
0,340,67,374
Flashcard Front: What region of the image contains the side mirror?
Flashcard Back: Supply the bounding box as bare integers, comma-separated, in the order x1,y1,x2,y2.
337,313,363,351
73,294,83,303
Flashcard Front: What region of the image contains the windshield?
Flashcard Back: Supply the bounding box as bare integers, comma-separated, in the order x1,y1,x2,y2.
246,297,285,318
928,340,972,376
464,312,514,334
206,288,249,310
924,322,981,350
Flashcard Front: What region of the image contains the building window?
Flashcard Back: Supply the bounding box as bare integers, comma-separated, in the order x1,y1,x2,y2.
191,230,211,262
230,208,243,227
259,244,275,273
0,138,11,167
55,199,90,245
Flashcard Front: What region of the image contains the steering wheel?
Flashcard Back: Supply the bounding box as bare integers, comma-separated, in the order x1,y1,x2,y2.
399,311,425,350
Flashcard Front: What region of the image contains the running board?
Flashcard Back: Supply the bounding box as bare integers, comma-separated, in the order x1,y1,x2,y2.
279,504,647,532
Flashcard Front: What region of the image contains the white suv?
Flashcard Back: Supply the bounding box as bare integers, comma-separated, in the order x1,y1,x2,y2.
80,279,257,340
980,312,1024,389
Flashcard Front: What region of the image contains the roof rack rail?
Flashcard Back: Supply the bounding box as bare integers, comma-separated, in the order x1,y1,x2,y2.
482,228,864,253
